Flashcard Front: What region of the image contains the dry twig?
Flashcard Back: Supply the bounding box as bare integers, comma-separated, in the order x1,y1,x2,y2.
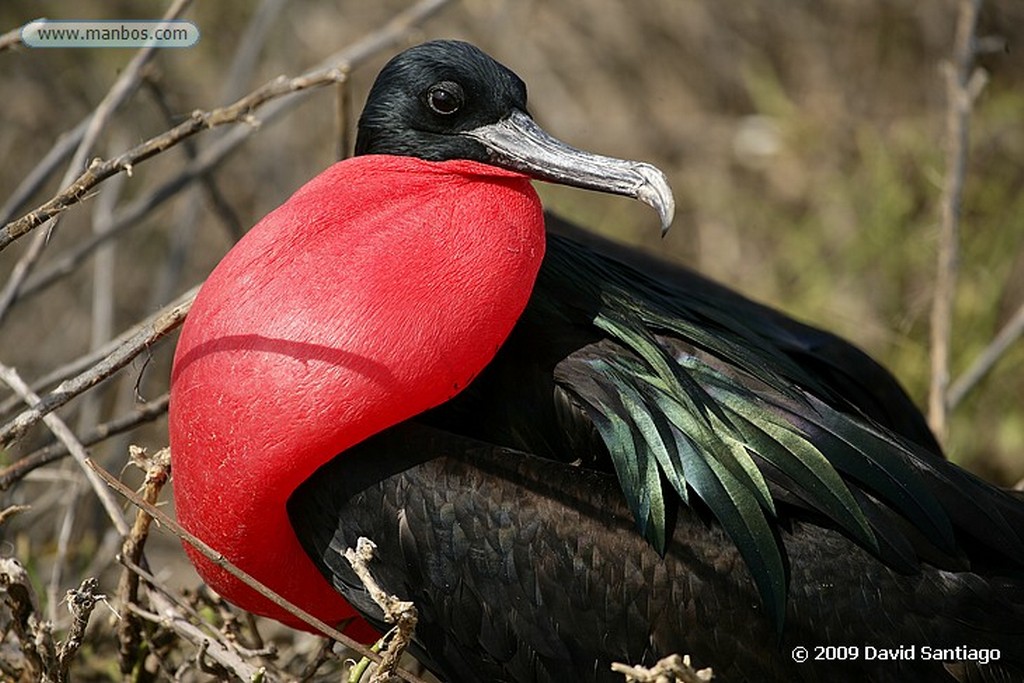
10,0,454,311
0,67,345,253
343,538,419,683
116,446,171,674
0,504,30,525
948,299,1024,409
611,654,714,683
2,0,451,254
126,596,267,682
0,116,88,227
0,18,38,53
0,560,100,682
56,577,104,682
0,557,52,681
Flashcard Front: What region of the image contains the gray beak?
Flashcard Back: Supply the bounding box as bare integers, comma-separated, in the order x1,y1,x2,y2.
463,109,675,236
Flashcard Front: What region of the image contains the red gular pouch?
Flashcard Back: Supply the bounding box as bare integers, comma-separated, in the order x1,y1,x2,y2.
169,154,544,635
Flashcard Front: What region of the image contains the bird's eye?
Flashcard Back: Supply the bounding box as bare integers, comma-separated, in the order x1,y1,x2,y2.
425,81,464,116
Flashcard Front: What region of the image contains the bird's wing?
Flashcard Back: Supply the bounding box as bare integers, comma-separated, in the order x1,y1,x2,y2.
290,422,1024,683
534,233,1024,630
545,215,942,455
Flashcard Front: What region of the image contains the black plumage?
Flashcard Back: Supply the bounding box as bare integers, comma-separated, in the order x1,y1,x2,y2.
287,41,1024,682
291,224,1024,682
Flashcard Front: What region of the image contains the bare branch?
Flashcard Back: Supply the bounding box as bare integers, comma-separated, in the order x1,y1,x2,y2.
0,116,88,227
126,597,269,682
0,286,194,446
949,298,1024,409
0,556,56,681
0,504,30,525
116,446,171,674
0,393,168,491
17,133,241,303
0,18,39,53
13,0,456,311
0,70,341,253
0,363,130,536
927,0,986,442
0,0,452,256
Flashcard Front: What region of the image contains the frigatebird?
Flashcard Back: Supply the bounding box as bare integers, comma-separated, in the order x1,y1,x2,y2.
169,41,1024,682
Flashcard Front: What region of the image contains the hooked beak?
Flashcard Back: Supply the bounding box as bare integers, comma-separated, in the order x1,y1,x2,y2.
462,109,675,236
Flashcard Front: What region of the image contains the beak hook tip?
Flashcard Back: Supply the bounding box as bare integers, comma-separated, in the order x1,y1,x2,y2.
635,163,675,237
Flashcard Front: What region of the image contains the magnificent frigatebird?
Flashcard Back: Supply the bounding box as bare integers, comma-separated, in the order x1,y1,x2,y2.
169,41,1024,682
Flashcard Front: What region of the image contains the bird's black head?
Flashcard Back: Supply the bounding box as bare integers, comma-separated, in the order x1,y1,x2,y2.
355,40,527,161
355,40,675,233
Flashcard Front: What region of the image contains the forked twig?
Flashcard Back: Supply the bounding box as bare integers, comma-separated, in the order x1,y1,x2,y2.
343,538,419,683
612,654,714,683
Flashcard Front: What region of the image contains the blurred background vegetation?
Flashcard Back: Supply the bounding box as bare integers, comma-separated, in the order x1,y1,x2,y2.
0,0,1022,680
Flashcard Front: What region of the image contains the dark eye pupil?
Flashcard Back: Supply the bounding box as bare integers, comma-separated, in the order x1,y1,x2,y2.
427,83,462,115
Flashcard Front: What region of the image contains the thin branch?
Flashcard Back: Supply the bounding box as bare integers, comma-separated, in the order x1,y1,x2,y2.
336,76,354,161
126,598,268,682
0,116,88,227
17,132,241,303
0,286,195,446
0,393,168,490
47,477,84,624
0,273,182,413
87,457,432,683
141,73,244,243
71,0,195,184
927,0,986,442
118,554,234,639
948,298,1024,409
13,0,456,310
0,557,53,681
0,70,345,254
0,0,195,323
0,363,129,536
0,504,30,525
77,162,126,435
0,18,39,53
297,639,340,683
